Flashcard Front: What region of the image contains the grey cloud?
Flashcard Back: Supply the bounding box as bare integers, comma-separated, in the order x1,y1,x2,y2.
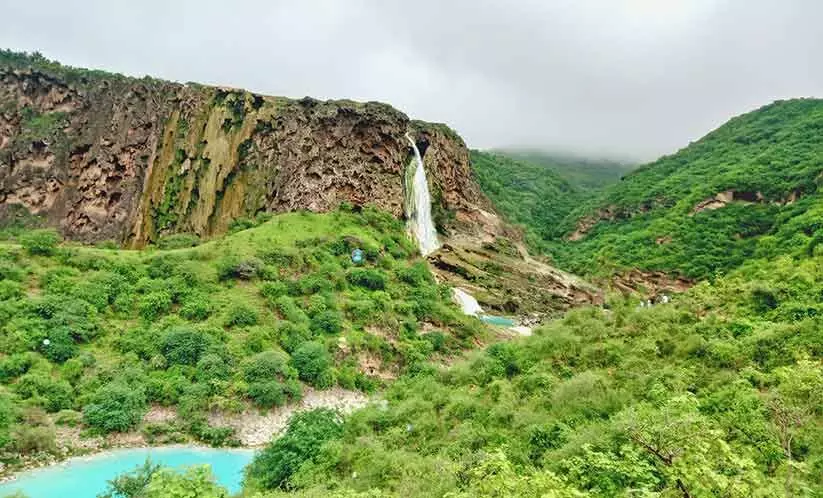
1,0,821,160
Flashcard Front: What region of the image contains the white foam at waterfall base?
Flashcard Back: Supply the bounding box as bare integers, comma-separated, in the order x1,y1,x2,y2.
405,133,441,256
452,287,483,315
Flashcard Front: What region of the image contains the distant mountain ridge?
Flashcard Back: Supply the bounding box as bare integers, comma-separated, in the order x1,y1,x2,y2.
493,149,635,190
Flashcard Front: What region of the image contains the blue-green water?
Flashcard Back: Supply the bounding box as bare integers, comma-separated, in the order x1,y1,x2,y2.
479,315,516,327
0,446,255,498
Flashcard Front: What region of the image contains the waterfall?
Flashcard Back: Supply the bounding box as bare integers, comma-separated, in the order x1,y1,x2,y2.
452,287,483,316
404,133,441,256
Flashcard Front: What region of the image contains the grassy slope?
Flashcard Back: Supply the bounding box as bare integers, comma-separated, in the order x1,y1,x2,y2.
264,251,823,497
0,208,484,458
550,98,823,279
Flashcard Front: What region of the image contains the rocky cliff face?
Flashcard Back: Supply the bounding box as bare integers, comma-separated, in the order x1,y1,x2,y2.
0,53,500,246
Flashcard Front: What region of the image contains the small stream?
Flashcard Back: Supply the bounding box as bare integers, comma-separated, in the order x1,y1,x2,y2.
0,446,255,498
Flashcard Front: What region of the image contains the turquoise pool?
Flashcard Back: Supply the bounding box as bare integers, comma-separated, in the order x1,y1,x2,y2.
0,446,255,498
479,315,516,327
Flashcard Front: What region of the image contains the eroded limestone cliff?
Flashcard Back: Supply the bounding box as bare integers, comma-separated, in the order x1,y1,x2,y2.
0,53,498,246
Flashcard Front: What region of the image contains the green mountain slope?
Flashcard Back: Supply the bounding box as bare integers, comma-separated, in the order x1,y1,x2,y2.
496,149,635,190
470,151,584,246
551,98,823,279
0,207,483,463
249,252,823,497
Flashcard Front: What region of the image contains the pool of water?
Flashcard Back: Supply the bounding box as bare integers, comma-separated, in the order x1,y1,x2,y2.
479,315,516,327
0,446,255,498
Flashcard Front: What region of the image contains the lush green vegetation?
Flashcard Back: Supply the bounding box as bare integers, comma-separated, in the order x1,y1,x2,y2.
251,252,823,496
473,101,823,280
0,207,483,460
548,99,823,279
470,151,584,248
100,249,823,497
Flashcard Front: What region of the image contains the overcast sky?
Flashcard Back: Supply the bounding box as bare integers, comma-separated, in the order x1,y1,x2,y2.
1,0,821,161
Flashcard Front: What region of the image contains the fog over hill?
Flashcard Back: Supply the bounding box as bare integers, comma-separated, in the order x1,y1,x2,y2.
2,0,823,160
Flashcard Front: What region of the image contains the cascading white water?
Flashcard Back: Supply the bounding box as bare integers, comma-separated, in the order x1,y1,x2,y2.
404,133,441,256
452,287,483,316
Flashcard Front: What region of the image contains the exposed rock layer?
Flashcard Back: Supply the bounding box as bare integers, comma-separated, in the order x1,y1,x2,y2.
0,61,499,246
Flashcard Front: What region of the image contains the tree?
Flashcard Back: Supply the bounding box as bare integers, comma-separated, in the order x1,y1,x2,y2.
618,394,776,497
145,466,228,498
292,341,333,388
245,409,343,490
767,360,823,495
83,382,147,433
99,459,161,498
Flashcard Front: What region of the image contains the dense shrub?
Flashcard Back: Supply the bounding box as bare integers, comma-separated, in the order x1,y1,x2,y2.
139,291,173,321
278,322,313,353
160,327,211,366
196,353,232,383
19,229,60,256
346,268,386,290
14,372,73,412
0,280,23,301
243,351,301,408
83,382,147,433
260,281,288,300
291,341,333,388
179,294,213,321
245,409,343,490
310,310,343,335
243,351,295,384
216,256,264,281
224,303,259,328
156,233,201,249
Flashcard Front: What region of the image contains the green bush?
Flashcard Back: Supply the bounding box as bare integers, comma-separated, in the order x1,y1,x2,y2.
156,233,201,250
196,353,232,383
83,382,147,433
12,424,57,454
274,296,309,325
247,380,301,408
292,341,333,388
40,326,77,363
243,351,301,408
310,310,343,335
139,291,173,321
398,262,434,287
14,372,73,412
19,229,60,256
216,256,264,281
0,395,13,449
346,268,386,290
180,294,213,321
0,280,23,301
243,351,295,384
54,409,83,427
260,281,288,300
160,327,212,366
224,303,259,328
0,353,35,382
278,322,313,353
245,408,343,490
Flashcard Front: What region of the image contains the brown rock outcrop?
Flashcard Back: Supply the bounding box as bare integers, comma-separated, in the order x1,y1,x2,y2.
0,56,502,246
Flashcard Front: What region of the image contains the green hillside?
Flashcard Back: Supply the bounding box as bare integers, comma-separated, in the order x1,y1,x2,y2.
103,251,823,496
0,207,483,462
255,252,823,497
470,151,584,247
550,98,823,279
